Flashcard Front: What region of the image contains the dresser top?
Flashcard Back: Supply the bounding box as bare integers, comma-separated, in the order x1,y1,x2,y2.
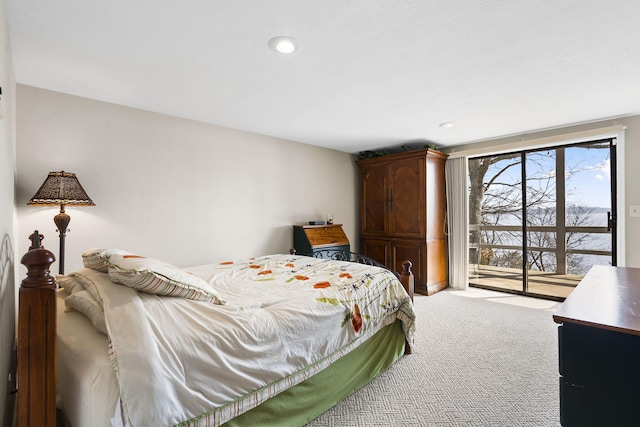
553,265,640,336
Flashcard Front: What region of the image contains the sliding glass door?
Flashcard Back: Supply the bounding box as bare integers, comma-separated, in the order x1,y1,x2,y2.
468,139,616,300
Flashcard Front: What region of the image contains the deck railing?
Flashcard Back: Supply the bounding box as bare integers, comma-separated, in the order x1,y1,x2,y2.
469,224,612,275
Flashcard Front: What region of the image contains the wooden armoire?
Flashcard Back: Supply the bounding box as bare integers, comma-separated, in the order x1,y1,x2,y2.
356,148,448,295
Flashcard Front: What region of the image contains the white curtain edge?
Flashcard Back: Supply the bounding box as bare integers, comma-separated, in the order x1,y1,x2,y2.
445,157,469,290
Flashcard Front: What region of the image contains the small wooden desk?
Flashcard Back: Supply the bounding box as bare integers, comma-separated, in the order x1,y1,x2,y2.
293,224,350,257
553,265,640,426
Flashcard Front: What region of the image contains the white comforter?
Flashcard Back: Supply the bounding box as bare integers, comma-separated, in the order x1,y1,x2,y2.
77,254,415,426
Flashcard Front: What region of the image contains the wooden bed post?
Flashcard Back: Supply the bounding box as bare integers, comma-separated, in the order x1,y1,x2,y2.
399,261,414,355
17,231,57,427
399,260,414,302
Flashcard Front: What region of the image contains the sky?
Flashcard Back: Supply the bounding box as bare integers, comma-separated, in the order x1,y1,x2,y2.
476,142,613,215
563,145,611,209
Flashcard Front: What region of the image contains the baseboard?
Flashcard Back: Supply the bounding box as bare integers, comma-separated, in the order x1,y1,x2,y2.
415,281,448,296
426,281,448,296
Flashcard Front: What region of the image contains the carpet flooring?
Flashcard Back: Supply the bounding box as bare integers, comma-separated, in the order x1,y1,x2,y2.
306,288,562,426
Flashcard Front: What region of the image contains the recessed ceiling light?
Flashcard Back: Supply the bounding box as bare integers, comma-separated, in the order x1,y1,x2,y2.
439,122,455,128
268,36,298,54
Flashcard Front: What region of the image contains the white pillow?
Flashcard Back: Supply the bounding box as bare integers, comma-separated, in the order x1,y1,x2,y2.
107,254,225,304
82,248,130,273
56,273,85,294
65,290,108,335
70,270,105,306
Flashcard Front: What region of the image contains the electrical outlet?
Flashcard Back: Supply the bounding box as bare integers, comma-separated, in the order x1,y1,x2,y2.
630,205,640,218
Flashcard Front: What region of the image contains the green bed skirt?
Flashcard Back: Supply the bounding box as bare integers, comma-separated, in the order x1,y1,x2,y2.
222,319,407,427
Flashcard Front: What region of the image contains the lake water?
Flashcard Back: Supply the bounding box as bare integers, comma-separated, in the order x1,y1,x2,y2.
475,211,614,275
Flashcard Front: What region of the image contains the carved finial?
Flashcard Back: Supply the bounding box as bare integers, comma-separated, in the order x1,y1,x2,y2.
21,232,56,289
401,260,413,274
28,230,44,250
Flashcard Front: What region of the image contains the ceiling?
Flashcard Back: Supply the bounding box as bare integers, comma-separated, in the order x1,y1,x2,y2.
5,1,640,154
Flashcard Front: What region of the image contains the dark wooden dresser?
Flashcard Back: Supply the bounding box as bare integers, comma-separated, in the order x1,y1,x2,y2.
553,265,640,426
293,224,350,257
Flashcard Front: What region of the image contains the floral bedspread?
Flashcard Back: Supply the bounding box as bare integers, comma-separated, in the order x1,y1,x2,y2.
91,254,415,426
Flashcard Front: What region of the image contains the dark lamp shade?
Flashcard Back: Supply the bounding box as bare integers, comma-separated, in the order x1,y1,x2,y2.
27,171,95,206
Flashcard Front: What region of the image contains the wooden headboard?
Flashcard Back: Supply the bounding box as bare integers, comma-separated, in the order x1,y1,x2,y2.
17,231,57,427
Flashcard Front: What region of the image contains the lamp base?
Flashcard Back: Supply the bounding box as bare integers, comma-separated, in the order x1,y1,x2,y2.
53,205,70,275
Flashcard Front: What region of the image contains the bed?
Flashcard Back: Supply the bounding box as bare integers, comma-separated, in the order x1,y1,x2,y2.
18,232,416,427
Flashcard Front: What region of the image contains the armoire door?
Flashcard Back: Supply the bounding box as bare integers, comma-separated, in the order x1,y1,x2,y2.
360,238,390,267
361,238,425,292
389,157,425,239
359,162,388,237
391,240,425,293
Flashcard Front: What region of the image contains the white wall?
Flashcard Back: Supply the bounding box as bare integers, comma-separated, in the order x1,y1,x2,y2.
0,0,16,423
15,85,359,273
444,115,640,268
